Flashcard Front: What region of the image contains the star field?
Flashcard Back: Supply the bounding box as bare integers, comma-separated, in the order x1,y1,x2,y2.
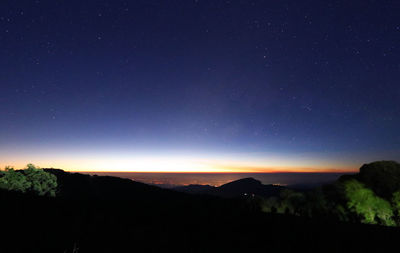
0,0,399,171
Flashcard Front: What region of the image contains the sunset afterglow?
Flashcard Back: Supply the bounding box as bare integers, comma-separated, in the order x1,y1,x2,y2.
0,149,365,173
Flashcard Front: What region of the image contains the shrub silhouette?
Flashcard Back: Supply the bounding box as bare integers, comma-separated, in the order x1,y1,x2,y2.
258,161,400,227
358,161,400,198
0,164,57,197
279,189,306,215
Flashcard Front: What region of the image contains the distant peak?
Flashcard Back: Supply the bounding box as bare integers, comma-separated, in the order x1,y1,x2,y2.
235,177,261,183
221,177,262,187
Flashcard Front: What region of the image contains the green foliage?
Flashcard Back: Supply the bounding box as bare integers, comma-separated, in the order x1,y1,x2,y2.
259,161,400,227
0,164,57,197
0,167,31,193
316,183,351,222
261,189,306,215
261,196,279,213
334,204,350,222
23,164,58,196
392,191,400,213
344,179,395,226
391,191,400,225
279,189,306,215
303,188,328,217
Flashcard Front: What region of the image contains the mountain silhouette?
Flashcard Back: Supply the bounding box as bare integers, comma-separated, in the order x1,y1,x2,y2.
44,168,180,200
173,177,284,198
1,167,400,252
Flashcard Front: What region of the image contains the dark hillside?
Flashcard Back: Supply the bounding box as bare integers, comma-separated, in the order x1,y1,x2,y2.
173,184,215,194
45,169,179,200
1,170,400,252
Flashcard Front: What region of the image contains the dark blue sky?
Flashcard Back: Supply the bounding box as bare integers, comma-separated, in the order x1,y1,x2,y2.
0,0,399,171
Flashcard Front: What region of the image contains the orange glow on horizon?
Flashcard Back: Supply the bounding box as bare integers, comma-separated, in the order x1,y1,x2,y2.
0,155,359,173
3,164,357,174
65,167,357,173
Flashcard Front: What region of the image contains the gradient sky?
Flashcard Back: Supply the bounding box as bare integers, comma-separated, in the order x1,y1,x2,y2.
0,0,399,172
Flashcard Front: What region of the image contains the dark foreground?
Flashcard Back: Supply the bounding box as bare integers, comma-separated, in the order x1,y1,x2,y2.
1,169,399,253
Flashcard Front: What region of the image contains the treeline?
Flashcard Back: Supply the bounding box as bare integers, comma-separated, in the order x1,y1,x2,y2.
258,161,400,226
3,161,400,227
0,163,57,197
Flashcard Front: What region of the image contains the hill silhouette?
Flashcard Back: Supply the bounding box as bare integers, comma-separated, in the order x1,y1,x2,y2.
174,177,284,198
1,166,400,252
44,168,180,200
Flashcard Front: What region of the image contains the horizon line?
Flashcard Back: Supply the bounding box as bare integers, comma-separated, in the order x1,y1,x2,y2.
67,170,358,174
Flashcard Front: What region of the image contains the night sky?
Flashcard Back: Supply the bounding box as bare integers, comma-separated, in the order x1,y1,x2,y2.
1,1,399,172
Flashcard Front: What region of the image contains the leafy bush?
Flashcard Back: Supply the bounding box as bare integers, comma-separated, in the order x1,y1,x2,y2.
259,161,400,227
344,179,395,226
392,191,400,213
0,166,31,193
0,164,57,197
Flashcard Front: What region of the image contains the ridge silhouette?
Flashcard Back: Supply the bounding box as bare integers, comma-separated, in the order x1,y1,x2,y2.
1,162,400,252
174,177,284,198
